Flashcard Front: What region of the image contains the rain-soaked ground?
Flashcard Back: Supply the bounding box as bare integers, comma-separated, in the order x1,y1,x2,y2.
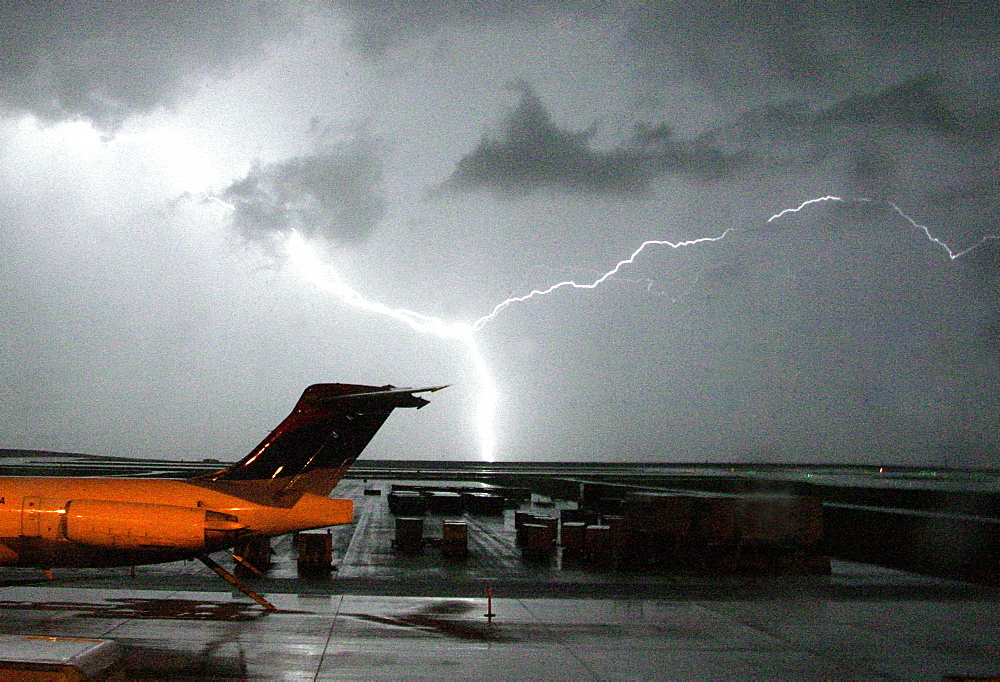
2,479,1000,679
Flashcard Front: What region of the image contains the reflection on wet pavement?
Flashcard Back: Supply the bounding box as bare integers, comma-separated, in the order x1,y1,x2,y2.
1,584,999,679
342,599,511,642
0,597,279,621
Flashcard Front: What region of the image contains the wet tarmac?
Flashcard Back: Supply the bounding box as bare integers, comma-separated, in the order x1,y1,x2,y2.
2,479,1000,679
2,576,1000,679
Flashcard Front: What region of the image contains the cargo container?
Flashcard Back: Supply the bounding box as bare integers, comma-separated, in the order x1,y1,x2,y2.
520,523,553,561
560,521,587,556
388,491,427,516
585,524,614,566
395,517,424,553
442,520,468,559
427,491,464,515
464,492,505,515
297,531,333,576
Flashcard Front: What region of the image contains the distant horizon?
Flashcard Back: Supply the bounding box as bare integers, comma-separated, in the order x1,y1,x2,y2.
3,447,998,475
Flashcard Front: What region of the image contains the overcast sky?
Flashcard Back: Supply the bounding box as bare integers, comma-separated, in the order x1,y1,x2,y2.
1,1,998,466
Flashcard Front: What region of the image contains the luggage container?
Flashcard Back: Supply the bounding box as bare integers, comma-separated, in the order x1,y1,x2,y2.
427,491,464,515
601,514,628,559
560,521,587,556
515,513,541,546
518,515,556,547
536,515,558,536
395,516,424,553
388,491,427,516
585,524,614,566
465,492,505,515
514,510,535,528
234,535,272,576
520,523,553,561
561,508,600,526
297,530,333,576
442,520,468,559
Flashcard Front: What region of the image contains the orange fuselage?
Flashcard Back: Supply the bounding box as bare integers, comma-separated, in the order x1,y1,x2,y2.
0,476,352,568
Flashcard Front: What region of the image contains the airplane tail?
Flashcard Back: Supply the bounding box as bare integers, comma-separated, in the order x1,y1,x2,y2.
192,383,445,505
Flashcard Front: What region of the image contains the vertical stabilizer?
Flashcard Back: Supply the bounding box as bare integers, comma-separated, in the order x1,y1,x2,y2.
192,383,445,505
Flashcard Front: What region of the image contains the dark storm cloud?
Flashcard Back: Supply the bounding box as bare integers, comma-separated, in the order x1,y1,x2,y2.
335,0,996,92
0,1,293,129
622,1,1000,211
221,138,387,244
817,74,1000,141
624,1,1000,92
682,72,1000,200
335,1,612,55
334,0,999,144
439,71,1000,199
855,0,1000,44
438,82,746,198
625,0,851,90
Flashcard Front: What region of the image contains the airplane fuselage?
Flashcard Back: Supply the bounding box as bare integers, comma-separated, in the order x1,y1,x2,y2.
0,382,440,599
0,476,352,569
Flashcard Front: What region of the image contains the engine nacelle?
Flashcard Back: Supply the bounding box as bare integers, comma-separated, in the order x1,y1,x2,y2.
64,499,243,551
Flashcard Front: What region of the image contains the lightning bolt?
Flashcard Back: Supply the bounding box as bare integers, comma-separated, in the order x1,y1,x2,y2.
282,232,496,460
767,195,1000,260
200,192,236,211
471,230,735,330
281,228,735,460
213,193,995,462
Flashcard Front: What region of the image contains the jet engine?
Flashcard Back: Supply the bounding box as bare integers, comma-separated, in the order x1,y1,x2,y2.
64,499,245,551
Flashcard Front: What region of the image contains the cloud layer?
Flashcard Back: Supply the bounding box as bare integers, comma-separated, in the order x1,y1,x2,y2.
438,81,745,197
0,1,294,129
439,72,1000,203
221,137,387,244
